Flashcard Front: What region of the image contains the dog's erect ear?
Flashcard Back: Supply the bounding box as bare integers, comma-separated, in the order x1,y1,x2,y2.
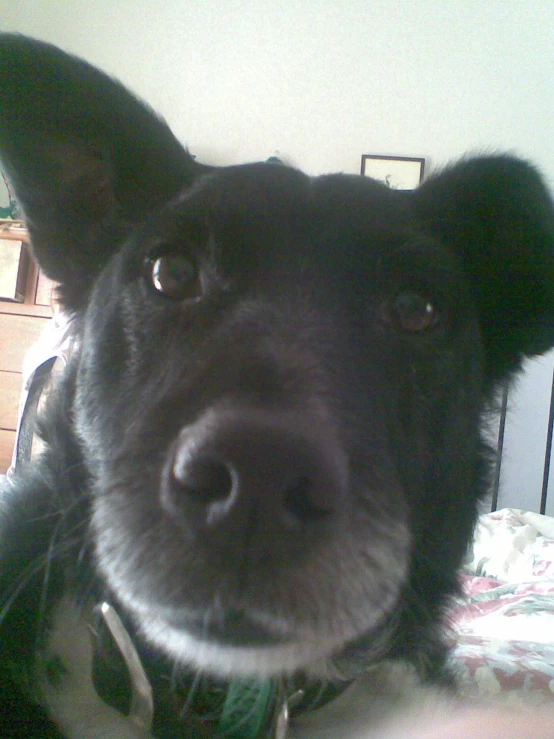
414,156,554,382
0,34,208,309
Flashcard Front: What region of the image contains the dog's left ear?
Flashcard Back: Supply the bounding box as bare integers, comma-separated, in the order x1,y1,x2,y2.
0,34,209,310
414,155,554,382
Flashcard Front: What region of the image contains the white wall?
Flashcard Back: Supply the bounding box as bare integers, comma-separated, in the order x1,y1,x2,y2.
2,1,553,179
2,0,554,513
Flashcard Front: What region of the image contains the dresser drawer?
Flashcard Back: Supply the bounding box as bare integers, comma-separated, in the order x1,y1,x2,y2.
0,313,49,372
0,429,15,474
0,370,21,431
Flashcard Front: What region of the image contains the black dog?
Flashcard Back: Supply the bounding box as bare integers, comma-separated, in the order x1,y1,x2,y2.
1,34,554,739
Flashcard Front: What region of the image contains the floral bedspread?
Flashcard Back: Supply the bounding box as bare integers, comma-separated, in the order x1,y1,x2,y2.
447,508,554,707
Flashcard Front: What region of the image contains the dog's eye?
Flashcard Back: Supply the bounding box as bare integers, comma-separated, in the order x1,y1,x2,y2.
388,291,438,332
147,254,201,301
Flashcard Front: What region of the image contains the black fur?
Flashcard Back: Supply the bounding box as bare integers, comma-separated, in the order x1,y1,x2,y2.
1,34,554,738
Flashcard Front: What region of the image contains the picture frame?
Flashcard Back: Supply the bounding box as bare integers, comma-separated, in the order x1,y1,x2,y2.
360,155,425,190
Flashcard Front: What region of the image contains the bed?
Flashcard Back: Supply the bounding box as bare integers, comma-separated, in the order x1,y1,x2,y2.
449,507,554,708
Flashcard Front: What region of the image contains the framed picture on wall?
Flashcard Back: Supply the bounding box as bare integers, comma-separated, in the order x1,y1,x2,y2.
361,155,425,190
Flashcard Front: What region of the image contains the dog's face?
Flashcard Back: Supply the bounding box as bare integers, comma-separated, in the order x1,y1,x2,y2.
1,35,554,681
75,164,483,676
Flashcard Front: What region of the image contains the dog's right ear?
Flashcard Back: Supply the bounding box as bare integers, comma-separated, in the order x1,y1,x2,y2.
0,34,208,310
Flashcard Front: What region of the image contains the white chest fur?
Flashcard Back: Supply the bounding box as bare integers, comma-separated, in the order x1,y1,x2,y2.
39,597,153,739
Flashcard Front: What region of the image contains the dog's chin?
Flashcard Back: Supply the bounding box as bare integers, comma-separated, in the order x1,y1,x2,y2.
164,608,288,648
128,608,358,678
118,594,400,679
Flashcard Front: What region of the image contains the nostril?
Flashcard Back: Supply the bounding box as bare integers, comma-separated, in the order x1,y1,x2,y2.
283,475,333,524
173,458,235,505
165,409,346,542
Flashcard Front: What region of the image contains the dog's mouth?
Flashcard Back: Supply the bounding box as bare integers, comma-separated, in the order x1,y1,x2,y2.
94,485,410,676
166,608,287,648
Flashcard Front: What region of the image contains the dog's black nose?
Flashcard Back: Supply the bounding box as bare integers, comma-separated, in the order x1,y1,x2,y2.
162,407,347,556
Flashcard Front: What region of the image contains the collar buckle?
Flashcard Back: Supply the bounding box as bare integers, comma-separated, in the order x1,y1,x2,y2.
272,689,305,739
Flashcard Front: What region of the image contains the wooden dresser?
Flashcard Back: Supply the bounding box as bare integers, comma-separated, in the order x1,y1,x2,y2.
0,222,54,473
